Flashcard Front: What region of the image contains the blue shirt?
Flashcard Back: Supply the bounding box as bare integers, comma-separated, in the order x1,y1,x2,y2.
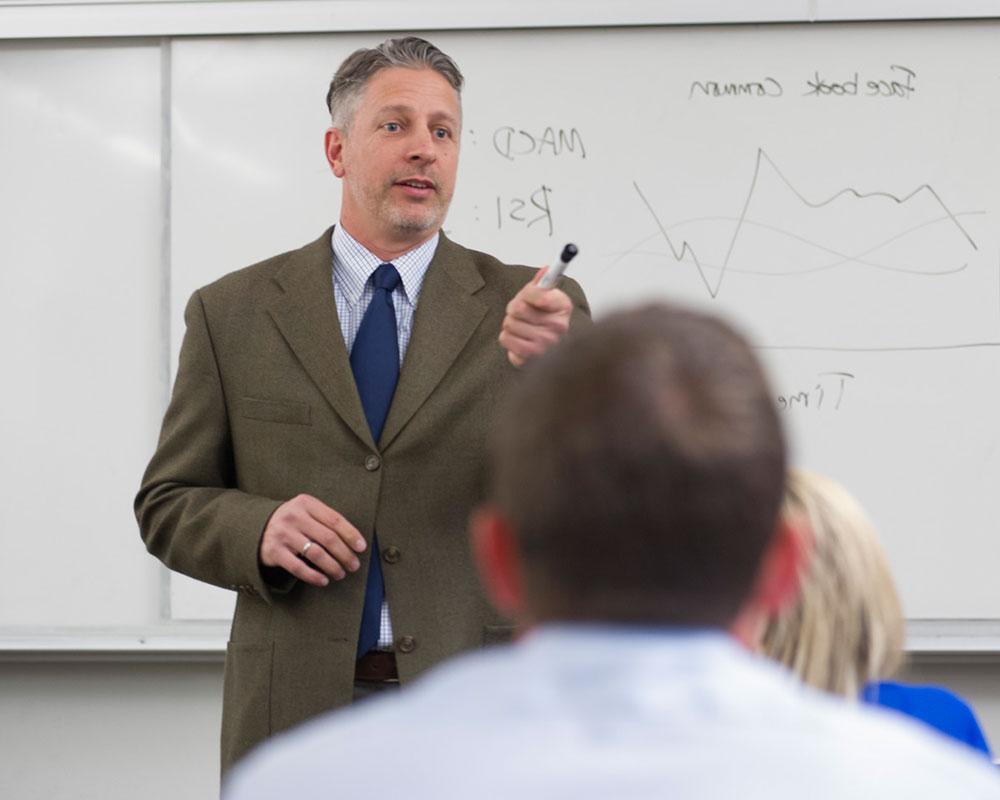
331,224,437,361
863,680,992,758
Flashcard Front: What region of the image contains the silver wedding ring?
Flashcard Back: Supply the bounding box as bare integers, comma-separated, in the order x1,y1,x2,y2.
301,540,314,558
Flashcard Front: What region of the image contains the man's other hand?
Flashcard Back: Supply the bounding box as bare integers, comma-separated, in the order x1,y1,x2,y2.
259,494,367,587
499,269,573,368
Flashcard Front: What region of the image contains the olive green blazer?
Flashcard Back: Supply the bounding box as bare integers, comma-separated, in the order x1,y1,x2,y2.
135,228,589,772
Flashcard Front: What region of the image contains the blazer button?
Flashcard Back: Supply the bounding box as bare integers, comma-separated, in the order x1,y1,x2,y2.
397,635,416,653
382,546,401,564
364,454,381,472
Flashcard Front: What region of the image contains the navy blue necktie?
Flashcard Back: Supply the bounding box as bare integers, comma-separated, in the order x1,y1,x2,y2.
350,263,402,657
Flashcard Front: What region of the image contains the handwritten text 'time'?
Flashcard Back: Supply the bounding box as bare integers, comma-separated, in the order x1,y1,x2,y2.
776,372,855,412
493,126,586,161
690,65,916,100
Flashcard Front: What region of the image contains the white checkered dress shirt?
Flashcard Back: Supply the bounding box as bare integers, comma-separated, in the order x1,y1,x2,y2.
331,224,438,650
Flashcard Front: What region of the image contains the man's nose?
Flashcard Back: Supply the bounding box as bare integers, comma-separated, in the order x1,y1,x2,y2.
405,128,437,163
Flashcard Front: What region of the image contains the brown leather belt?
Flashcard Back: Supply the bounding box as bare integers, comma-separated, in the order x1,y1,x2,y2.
355,651,399,683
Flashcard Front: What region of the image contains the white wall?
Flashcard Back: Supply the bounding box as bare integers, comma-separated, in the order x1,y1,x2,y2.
0,661,224,800
0,656,997,800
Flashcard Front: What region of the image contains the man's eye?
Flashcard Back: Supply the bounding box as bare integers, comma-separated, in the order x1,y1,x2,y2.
433,128,450,139
384,122,401,133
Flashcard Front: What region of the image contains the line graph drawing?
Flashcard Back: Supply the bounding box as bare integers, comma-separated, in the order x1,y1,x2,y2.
614,148,982,300
609,212,981,278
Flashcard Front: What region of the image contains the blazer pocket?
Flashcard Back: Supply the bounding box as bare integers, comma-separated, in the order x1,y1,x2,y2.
240,396,311,426
221,641,274,769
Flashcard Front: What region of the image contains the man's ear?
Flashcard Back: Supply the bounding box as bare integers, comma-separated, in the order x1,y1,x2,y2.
731,514,809,647
754,514,808,614
470,506,526,619
324,127,347,177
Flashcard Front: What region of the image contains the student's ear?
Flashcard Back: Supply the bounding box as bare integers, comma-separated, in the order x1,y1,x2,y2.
324,127,347,177
470,506,526,618
732,515,809,647
754,514,809,614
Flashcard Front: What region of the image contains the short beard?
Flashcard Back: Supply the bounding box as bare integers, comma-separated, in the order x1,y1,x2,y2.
384,204,442,233
351,178,450,237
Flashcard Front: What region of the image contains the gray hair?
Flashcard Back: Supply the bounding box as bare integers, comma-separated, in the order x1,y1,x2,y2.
325,36,464,131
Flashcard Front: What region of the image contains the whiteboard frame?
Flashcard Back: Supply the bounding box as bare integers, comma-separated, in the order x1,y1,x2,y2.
1,0,1000,40
4,7,1000,653
2,620,1000,659
0,625,230,662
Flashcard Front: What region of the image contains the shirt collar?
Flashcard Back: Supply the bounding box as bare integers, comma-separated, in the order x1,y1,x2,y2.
331,224,438,308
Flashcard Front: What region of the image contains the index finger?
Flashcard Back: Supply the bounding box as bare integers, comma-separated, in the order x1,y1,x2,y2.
520,284,573,314
302,496,366,552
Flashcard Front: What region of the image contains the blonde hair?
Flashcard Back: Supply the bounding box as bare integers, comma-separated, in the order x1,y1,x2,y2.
760,469,905,698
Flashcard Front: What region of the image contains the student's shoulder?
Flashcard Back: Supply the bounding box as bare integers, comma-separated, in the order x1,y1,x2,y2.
828,697,999,796
873,681,979,725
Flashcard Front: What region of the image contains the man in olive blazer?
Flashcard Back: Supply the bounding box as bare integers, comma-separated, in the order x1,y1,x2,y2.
137,228,587,769
136,37,588,773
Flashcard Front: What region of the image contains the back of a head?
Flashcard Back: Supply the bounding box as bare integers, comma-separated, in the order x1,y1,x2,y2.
760,469,905,697
490,303,787,628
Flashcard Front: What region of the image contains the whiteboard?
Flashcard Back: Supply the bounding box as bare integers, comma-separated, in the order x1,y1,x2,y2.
0,40,164,637
170,22,1000,629
5,18,1000,655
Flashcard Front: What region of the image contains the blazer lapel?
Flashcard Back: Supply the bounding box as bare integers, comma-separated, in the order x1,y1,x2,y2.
380,234,487,450
267,229,374,449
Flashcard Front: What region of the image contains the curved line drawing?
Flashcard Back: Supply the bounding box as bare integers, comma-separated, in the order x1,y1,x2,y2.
755,341,1000,353
631,148,981,297
605,211,983,278
758,149,977,250
612,248,968,278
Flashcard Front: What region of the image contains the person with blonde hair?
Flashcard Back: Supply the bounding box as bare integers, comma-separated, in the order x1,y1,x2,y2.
761,469,992,757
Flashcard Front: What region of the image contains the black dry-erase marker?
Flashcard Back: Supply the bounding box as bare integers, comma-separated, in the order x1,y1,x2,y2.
538,243,579,289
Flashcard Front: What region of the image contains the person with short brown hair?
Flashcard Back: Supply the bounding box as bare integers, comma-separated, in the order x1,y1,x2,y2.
490,303,787,630
226,303,1000,800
